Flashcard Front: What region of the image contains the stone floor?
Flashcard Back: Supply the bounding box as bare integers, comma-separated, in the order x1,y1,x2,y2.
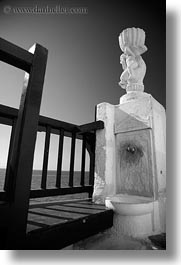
72,229,155,250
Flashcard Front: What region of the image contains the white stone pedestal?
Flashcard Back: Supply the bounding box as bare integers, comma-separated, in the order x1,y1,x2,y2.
93,92,166,236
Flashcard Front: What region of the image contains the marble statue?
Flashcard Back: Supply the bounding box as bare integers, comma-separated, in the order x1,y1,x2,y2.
119,28,147,92
92,27,166,240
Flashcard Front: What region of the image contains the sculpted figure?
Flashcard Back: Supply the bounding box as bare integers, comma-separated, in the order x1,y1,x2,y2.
119,28,147,92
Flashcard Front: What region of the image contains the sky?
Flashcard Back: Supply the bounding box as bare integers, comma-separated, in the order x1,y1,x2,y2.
0,0,166,170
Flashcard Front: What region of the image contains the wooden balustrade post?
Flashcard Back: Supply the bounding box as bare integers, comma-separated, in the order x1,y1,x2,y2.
86,133,96,198
5,43,48,248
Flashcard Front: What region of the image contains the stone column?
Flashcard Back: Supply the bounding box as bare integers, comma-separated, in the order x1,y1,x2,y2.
92,27,166,236
93,103,116,204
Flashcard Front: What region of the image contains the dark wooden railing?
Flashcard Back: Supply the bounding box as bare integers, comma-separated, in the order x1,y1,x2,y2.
0,37,49,247
0,104,104,201
0,37,104,248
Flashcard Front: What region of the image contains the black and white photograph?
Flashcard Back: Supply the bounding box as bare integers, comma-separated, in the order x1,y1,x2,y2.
0,0,178,261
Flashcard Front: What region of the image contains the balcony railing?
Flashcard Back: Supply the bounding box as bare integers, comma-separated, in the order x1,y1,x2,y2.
0,104,104,201
0,37,105,248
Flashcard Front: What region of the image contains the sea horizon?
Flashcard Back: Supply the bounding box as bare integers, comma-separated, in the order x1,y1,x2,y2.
0,168,90,202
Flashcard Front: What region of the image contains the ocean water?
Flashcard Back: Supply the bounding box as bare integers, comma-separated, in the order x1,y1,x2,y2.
0,168,90,202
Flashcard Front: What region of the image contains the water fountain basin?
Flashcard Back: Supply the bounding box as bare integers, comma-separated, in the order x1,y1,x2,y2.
105,194,153,216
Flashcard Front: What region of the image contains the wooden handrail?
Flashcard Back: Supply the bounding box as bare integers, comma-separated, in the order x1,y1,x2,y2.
0,37,104,249
30,186,93,198
0,103,104,200
0,37,33,72
77,121,104,133
0,104,104,138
